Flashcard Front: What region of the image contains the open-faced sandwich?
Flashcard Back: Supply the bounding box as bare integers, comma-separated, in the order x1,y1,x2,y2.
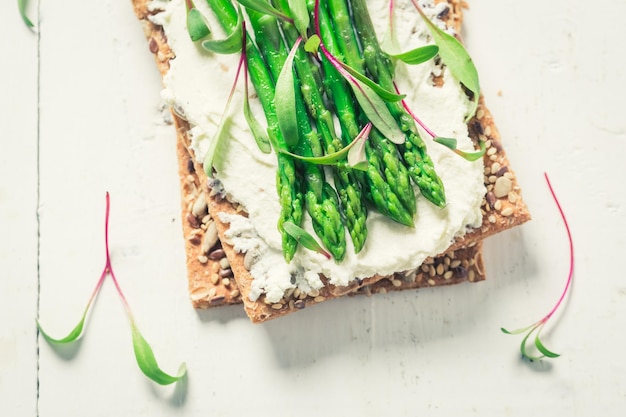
132,0,530,322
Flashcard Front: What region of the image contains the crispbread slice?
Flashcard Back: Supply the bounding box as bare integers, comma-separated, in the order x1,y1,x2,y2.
133,0,529,321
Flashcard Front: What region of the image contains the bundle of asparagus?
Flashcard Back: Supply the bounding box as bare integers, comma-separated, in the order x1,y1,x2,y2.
133,0,530,321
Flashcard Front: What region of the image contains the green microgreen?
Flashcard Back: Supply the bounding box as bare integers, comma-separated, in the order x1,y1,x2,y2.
387,44,439,65
18,0,34,29
275,36,303,147
278,122,371,170
347,122,371,170
336,60,405,102
410,0,480,120
185,0,211,41
304,34,320,53
434,136,486,161
37,193,186,385
236,0,294,24
282,221,331,259
502,173,574,361
201,7,244,54
287,0,310,40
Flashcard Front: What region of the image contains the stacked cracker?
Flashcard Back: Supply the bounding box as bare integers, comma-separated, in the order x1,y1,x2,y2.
132,0,530,322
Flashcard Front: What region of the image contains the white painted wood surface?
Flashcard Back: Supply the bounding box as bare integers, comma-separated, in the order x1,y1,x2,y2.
2,0,625,415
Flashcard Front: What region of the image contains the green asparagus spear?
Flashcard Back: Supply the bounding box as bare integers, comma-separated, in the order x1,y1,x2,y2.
315,0,416,225
272,0,369,252
247,7,347,260
349,0,446,208
207,0,304,262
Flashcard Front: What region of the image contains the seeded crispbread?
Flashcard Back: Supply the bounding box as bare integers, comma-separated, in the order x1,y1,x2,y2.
133,0,529,321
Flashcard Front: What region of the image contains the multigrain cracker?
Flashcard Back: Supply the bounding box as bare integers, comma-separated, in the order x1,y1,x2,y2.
133,0,529,321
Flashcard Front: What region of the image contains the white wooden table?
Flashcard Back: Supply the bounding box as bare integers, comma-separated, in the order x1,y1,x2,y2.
2,0,625,415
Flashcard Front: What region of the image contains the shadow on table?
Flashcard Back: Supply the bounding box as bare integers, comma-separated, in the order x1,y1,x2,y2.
258,226,538,370
194,302,248,323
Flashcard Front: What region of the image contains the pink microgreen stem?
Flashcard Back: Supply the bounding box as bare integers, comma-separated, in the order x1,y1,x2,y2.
501,173,574,361
542,173,574,321
395,82,437,138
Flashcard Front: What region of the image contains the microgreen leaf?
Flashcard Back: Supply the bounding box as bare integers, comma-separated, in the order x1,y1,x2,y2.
288,0,310,39
411,0,480,120
18,0,34,29
187,6,211,41
433,136,456,149
236,0,293,23
282,221,331,259
347,122,371,170
387,44,439,65
501,173,574,361
201,8,243,54
336,61,405,102
278,122,370,170
38,318,85,344
319,44,404,144
535,331,560,358
500,322,536,335
37,272,105,344
434,137,486,161
275,37,302,147
351,79,405,145
131,325,187,385
304,34,320,53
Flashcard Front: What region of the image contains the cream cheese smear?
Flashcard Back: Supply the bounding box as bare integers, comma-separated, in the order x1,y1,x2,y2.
150,0,485,302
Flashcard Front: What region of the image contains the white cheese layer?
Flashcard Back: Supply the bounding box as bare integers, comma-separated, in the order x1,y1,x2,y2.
151,0,485,302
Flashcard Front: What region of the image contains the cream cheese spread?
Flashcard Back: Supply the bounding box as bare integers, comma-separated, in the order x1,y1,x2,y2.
151,0,485,302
